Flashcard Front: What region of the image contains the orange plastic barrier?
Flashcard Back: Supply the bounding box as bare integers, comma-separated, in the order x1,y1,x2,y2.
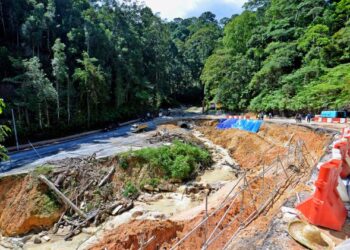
296,159,347,231
334,141,350,178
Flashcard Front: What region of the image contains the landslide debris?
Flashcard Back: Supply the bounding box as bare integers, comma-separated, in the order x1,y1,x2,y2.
0,137,212,240
197,121,331,171
90,220,183,250
90,121,333,250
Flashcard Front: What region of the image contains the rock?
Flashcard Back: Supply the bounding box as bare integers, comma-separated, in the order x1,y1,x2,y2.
20,235,32,244
186,186,199,194
190,193,196,201
158,183,176,192
0,240,14,249
153,194,164,200
82,227,98,235
112,205,123,215
143,184,155,192
42,235,51,242
33,237,42,244
38,231,48,237
132,211,144,218
9,238,24,248
154,213,166,219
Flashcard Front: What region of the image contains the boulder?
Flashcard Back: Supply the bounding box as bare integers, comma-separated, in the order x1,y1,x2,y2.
158,184,176,192
33,237,42,244
143,184,155,192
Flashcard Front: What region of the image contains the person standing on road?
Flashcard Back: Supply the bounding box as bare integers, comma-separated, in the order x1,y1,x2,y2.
306,113,312,123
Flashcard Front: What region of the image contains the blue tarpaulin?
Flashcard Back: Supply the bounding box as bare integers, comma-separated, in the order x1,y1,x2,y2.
216,119,263,133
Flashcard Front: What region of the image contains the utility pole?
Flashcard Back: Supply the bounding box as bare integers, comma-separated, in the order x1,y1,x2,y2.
11,109,19,151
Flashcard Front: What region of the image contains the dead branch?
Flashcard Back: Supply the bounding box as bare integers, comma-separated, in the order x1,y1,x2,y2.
64,209,100,241
38,175,88,219
98,165,116,187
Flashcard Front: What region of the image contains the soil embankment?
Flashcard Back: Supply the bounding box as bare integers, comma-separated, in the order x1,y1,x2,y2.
0,174,62,236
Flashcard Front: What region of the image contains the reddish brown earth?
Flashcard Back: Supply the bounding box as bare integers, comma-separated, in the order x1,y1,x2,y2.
90,122,332,250
198,122,331,171
0,174,63,236
90,220,183,250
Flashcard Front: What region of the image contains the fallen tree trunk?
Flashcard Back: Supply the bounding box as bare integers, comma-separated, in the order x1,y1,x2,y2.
38,174,88,219
98,165,115,187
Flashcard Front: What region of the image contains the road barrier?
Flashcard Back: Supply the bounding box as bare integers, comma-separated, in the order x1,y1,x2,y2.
225,115,250,120
296,126,350,231
312,117,349,124
296,159,347,231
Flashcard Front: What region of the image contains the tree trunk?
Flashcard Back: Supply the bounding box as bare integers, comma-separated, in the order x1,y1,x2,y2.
38,103,42,129
0,0,6,37
67,78,70,125
56,80,60,121
47,29,50,54
87,95,90,128
25,108,30,126
45,101,50,127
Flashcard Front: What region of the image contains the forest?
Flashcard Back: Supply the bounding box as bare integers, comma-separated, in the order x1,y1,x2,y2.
1,0,350,145
203,0,350,113
0,0,222,143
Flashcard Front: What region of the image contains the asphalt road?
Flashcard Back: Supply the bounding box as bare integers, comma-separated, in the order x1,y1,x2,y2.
0,121,158,175
0,113,344,176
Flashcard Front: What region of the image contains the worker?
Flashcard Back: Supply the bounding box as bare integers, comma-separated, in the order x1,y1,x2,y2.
268,113,272,119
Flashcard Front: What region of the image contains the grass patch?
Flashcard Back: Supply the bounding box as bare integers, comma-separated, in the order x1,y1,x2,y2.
33,165,54,177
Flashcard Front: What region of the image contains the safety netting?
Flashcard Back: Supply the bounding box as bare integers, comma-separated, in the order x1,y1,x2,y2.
216,119,263,133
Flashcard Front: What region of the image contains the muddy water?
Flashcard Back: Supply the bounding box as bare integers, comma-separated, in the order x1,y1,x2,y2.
138,193,201,215
199,166,236,184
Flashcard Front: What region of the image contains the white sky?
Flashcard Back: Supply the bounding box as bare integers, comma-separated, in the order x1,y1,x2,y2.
142,0,247,20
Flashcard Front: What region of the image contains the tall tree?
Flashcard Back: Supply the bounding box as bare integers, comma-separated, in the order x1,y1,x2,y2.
73,52,106,128
52,38,68,122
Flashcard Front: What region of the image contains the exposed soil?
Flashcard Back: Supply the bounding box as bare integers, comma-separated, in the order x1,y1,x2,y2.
0,174,62,236
90,121,333,250
0,120,335,249
197,121,331,171
90,220,183,250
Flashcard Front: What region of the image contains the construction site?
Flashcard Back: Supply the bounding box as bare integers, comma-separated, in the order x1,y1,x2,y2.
0,117,350,250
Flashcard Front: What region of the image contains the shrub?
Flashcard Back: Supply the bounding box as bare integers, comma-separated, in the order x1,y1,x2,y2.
119,156,129,170
140,178,161,188
170,155,192,180
129,140,211,181
123,182,139,198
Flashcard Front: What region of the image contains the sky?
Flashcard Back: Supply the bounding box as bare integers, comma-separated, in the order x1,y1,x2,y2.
142,0,247,20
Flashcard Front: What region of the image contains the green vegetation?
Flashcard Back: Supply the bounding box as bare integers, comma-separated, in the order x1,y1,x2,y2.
33,165,54,177
120,141,211,181
0,99,10,161
0,1,221,143
2,0,349,145
203,0,350,113
33,190,61,216
122,181,139,198
140,178,161,189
